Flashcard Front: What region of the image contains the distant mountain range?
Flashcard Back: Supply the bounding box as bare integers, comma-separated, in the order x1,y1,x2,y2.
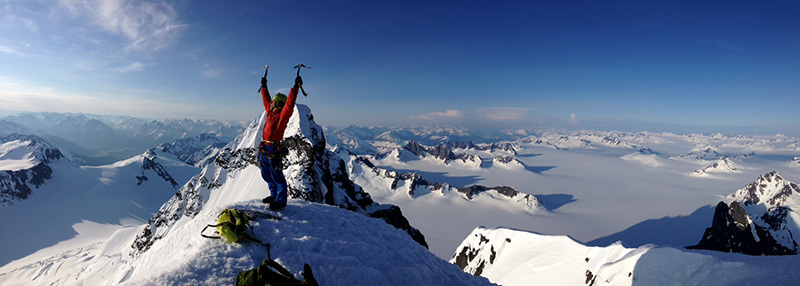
0,112,245,165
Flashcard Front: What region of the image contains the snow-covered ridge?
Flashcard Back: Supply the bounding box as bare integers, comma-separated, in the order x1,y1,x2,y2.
454,226,800,286
691,157,744,177
453,227,650,285
156,133,228,167
348,156,544,214
132,104,428,256
0,134,65,206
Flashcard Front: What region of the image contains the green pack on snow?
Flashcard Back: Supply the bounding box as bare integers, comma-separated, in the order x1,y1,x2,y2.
236,258,318,286
201,208,269,245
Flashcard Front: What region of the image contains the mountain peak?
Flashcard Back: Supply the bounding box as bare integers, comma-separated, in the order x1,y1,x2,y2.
691,157,742,177
132,104,428,256
729,171,800,208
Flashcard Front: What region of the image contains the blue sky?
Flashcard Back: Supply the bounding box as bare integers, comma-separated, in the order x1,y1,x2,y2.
1,1,798,134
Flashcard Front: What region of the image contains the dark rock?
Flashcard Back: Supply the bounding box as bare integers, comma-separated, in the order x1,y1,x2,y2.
687,201,795,255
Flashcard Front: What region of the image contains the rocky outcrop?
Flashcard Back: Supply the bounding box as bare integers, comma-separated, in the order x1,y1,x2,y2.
137,150,180,189
0,134,64,206
157,133,228,167
351,157,543,213
688,171,800,255
687,201,793,255
402,141,482,166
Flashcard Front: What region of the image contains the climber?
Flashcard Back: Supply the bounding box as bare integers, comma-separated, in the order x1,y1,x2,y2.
258,67,302,211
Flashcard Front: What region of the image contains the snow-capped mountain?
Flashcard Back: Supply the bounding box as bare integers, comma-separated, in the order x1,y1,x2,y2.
402,141,483,167
453,226,800,286
348,156,543,214
132,104,427,257
0,134,66,206
691,157,744,177
789,157,800,168
689,171,800,255
0,112,245,165
668,147,723,162
620,147,663,167
156,133,228,167
492,155,526,170
1,113,132,154
328,125,477,152
517,130,639,150
729,171,800,209
102,115,244,148
0,120,29,135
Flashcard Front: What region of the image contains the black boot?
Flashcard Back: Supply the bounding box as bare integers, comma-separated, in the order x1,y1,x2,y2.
268,202,286,211
262,196,275,204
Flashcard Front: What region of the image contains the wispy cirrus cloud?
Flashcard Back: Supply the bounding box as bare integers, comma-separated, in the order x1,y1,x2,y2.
58,0,187,52
411,109,464,120
0,45,24,57
112,62,145,73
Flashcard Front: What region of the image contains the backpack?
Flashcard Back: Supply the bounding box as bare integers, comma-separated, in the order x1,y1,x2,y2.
202,209,269,246
235,258,318,286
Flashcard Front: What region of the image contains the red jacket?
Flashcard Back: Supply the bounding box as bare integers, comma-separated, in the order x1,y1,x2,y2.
261,85,299,142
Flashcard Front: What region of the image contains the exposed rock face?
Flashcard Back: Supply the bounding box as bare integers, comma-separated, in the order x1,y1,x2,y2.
0,134,64,206
351,157,543,213
689,171,800,255
402,140,482,166
731,171,800,208
131,105,428,255
157,133,228,167
687,201,794,255
1,163,53,205
138,150,180,189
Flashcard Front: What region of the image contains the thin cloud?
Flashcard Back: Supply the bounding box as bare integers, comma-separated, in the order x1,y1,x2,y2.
477,107,532,121
412,110,464,120
0,45,23,57
202,63,223,78
0,90,215,119
58,0,187,52
113,62,145,73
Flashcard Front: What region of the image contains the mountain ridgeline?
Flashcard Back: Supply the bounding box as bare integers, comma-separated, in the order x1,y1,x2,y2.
0,134,64,206
132,104,427,255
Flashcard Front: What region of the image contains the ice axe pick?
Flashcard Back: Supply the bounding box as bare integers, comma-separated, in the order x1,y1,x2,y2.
294,64,310,96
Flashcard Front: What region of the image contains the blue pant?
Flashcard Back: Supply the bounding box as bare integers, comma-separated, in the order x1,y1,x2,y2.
258,144,287,205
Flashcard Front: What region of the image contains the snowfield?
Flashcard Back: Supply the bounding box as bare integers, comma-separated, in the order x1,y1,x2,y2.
453,226,800,286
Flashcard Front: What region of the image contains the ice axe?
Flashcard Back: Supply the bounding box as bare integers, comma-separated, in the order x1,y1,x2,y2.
258,65,269,93
294,64,309,97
